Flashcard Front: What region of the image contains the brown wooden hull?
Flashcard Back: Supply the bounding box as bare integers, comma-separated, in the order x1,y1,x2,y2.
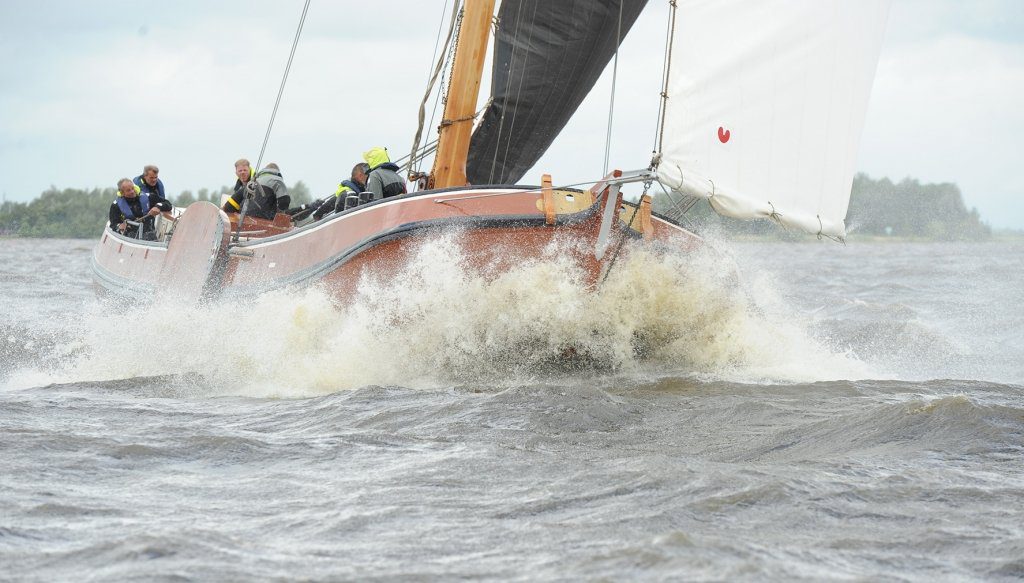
92,183,702,302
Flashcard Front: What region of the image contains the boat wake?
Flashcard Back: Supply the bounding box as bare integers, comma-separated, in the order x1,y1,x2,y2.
4,235,867,396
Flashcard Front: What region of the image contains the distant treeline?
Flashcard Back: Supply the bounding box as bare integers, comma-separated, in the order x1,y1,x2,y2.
654,173,992,240
0,182,313,238
0,174,991,240
845,174,990,239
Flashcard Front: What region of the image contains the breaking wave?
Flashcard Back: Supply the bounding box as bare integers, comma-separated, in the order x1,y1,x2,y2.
3,234,867,396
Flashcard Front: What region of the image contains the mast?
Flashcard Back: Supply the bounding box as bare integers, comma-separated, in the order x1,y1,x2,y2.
430,0,495,189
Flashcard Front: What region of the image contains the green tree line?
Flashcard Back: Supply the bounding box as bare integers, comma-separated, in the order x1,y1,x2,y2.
0,182,313,238
845,174,989,239
654,173,991,240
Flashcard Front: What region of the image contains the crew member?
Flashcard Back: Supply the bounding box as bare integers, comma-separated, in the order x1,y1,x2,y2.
109,177,172,238
222,160,290,220
286,163,367,221
329,162,369,215
133,164,168,202
362,147,407,201
327,179,362,216
222,158,254,214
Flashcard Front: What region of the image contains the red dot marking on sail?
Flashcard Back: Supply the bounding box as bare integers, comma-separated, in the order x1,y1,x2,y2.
718,127,731,143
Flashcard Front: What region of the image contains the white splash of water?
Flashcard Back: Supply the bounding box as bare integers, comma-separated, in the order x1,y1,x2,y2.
4,233,867,396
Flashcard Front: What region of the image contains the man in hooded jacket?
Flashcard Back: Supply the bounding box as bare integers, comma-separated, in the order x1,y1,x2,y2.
362,147,407,201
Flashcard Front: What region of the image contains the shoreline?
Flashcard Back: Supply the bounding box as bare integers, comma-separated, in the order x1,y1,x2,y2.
711,233,1024,244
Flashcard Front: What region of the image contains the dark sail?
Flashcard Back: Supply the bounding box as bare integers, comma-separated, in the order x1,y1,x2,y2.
466,0,648,185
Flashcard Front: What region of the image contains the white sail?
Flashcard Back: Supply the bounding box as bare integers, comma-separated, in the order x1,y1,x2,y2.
656,0,891,238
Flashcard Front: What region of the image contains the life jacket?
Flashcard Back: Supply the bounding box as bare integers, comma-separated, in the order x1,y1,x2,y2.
333,179,366,210
133,175,165,199
115,191,151,219
334,179,362,197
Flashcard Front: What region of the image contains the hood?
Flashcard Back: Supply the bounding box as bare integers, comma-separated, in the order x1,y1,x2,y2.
363,147,391,169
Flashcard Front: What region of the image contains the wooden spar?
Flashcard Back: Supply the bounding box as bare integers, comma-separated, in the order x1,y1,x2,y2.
639,194,653,238
541,174,555,225
430,0,495,189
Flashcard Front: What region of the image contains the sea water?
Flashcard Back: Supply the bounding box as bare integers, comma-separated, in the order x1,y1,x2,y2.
1,237,1021,581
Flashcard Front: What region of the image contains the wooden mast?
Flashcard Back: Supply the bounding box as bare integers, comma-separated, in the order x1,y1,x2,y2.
430,0,495,189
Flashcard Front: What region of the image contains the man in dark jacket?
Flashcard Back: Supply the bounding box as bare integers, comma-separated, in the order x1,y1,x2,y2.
222,160,290,220
328,162,369,215
109,177,172,239
133,165,167,200
222,158,254,215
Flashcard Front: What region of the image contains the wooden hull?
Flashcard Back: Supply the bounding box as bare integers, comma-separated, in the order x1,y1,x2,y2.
91,181,702,303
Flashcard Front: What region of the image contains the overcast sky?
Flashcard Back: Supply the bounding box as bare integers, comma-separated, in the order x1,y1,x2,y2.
1,0,1022,229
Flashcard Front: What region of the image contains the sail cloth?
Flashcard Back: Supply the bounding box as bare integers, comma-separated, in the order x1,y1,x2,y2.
466,0,647,186
656,0,891,238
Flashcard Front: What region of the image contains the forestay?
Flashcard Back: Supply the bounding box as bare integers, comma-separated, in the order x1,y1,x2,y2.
656,0,891,238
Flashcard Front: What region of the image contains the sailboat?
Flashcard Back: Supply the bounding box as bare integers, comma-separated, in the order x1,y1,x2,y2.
91,0,891,304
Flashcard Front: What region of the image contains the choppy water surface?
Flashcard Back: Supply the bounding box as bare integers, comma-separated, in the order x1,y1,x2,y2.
1,237,1022,581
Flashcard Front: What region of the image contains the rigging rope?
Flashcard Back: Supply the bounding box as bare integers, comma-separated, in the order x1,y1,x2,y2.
396,139,438,170
235,0,310,243
603,0,625,177
254,0,310,173
600,183,647,285
658,180,698,223
409,1,461,177
652,0,678,160
426,0,453,85
655,180,699,230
